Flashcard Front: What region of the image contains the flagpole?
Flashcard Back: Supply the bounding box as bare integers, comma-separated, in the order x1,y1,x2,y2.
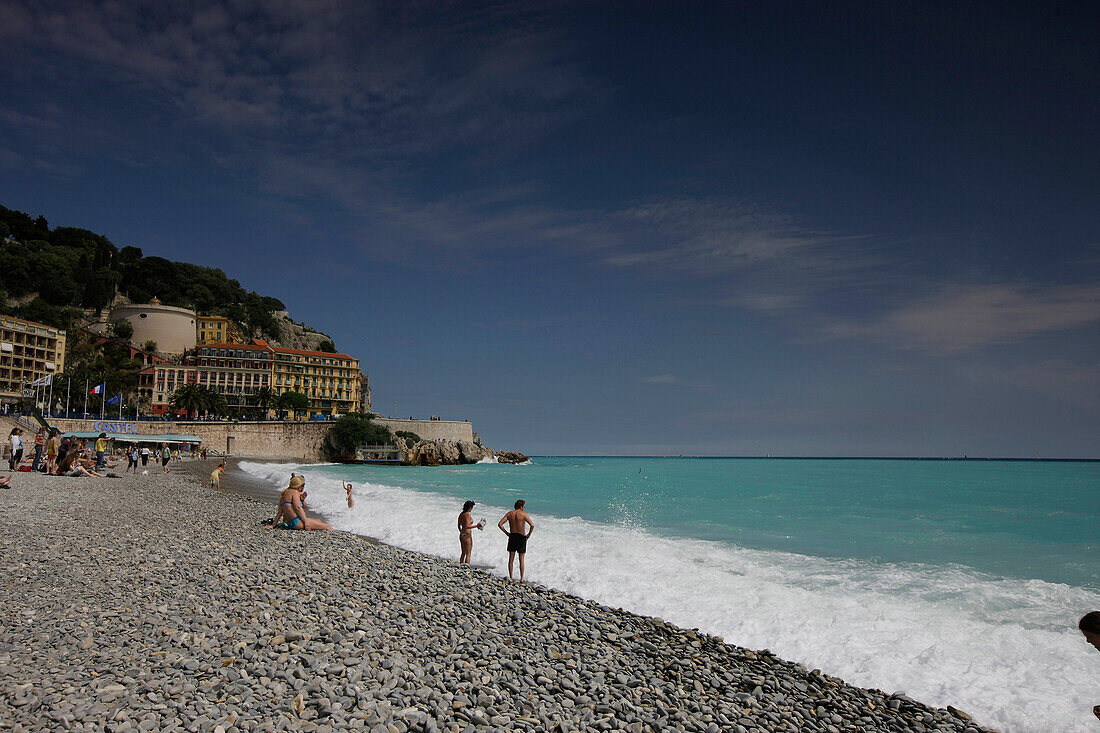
84,379,89,418
119,394,123,420
100,381,105,420
47,375,54,417
66,377,71,417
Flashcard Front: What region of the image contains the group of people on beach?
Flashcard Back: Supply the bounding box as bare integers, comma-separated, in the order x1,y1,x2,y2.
261,472,536,580
459,498,534,580
5,426,197,479
7,427,112,477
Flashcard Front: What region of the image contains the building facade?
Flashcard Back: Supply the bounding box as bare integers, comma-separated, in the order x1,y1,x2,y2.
196,315,246,346
194,342,274,412
147,364,199,414
0,314,66,404
147,340,358,418
272,346,361,416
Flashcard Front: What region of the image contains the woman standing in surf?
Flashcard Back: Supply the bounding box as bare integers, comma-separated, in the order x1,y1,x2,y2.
457,501,484,564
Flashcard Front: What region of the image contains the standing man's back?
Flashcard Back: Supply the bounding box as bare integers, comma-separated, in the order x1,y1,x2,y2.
498,500,534,581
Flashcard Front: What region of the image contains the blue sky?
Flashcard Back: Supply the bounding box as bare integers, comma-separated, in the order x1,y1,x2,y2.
2,1,1097,456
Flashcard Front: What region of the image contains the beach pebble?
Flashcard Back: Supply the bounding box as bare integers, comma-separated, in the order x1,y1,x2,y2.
0,466,992,733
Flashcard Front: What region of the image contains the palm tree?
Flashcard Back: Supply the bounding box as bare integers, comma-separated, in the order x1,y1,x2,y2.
249,386,278,418
168,384,206,418
200,385,228,417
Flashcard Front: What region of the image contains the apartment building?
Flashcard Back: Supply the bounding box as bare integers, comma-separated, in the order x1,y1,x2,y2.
147,364,199,414
272,346,361,416
0,314,66,403
196,315,246,346
147,339,361,418
194,341,274,411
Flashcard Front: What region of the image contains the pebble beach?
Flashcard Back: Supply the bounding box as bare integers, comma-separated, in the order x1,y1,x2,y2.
0,465,994,733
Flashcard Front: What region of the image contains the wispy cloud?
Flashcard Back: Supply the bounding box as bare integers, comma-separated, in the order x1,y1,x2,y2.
823,282,1100,353
5,1,1098,365
957,359,1100,411
1,1,600,173
640,374,711,391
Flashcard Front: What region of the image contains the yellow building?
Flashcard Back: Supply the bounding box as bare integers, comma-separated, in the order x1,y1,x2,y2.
272,345,361,417
0,314,66,403
196,315,246,346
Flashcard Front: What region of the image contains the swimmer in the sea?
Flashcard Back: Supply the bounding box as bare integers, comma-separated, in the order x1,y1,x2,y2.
342,480,354,509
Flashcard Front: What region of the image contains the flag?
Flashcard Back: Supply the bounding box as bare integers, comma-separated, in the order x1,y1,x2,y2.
90,384,105,395
31,374,53,387
106,394,122,406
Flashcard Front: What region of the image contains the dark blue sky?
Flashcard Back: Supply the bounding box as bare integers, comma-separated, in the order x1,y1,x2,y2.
2,1,1097,456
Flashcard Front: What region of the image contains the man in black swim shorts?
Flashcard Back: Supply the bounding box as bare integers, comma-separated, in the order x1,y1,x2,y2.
498,499,534,581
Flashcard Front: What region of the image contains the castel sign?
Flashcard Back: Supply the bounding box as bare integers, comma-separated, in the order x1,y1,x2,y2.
92,421,139,434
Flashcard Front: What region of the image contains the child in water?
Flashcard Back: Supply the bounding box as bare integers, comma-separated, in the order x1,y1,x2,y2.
342,480,354,508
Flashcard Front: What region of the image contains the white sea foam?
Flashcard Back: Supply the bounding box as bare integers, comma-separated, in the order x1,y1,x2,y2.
241,461,1100,732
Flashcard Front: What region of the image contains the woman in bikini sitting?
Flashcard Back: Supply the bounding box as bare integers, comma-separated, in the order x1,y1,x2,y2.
270,476,332,531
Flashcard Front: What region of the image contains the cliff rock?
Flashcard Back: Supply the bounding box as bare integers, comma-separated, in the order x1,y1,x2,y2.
410,439,495,466
495,450,530,464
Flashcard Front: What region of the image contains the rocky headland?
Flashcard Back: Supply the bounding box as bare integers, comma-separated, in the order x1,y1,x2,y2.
408,440,529,466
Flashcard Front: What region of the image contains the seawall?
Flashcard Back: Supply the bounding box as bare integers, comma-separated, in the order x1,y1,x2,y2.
29,417,476,461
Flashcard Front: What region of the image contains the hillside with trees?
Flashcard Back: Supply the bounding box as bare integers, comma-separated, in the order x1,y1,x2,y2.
0,204,285,340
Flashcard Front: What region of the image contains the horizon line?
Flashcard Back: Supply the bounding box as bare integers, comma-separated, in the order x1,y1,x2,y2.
526,455,1100,463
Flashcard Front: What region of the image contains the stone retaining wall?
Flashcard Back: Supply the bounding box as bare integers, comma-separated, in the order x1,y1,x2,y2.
373,418,474,443
39,418,330,460
31,416,477,461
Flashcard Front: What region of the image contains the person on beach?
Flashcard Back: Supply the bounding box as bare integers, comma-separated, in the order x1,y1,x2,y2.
269,476,332,531
458,500,485,564
57,453,106,478
8,428,23,471
31,427,46,472
1080,611,1100,721
0,474,11,489
160,443,171,474
94,432,108,468
126,444,139,474
498,500,534,581
45,430,59,475
210,461,227,491
139,445,151,467
56,435,71,467
342,480,354,509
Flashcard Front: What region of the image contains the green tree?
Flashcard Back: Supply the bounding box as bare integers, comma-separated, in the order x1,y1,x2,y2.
323,413,394,460
249,386,278,416
169,384,206,418
202,386,228,417
278,391,309,416
110,320,134,340
142,340,157,353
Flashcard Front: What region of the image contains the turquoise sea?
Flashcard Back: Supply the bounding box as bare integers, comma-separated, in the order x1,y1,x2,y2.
242,457,1100,732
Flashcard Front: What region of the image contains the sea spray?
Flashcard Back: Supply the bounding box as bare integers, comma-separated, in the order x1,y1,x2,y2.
241,459,1100,732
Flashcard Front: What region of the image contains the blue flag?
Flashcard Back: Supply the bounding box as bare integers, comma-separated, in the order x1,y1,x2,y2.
106,394,122,405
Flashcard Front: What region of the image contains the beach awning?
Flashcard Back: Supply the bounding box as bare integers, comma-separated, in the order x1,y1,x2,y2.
63,432,204,444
